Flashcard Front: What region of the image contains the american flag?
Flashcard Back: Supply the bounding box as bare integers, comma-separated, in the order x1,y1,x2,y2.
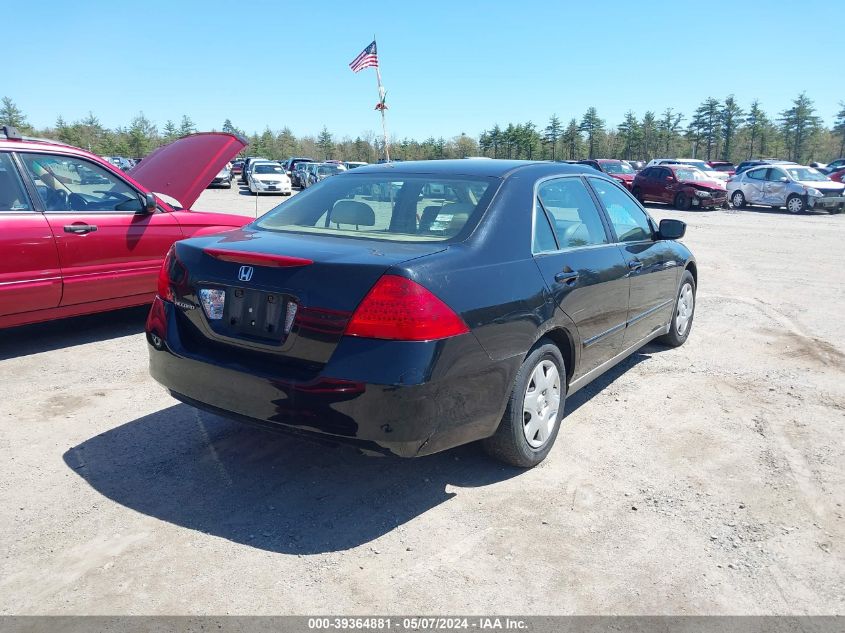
349,41,378,73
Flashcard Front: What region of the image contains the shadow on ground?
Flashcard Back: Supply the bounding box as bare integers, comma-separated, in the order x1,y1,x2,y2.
63,342,664,554
0,306,148,361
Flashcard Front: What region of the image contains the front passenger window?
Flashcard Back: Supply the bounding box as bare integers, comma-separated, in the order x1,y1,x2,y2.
588,177,653,243
19,153,143,212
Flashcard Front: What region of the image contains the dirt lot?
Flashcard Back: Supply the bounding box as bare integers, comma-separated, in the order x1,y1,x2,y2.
1,181,843,615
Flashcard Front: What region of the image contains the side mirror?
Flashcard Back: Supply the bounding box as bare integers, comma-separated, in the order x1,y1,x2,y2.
658,218,686,240
779,176,789,183
143,192,157,213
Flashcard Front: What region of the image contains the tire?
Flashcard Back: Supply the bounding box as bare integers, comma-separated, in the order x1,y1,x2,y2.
786,194,805,214
481,340,565,468
632,187,644,204
829,204,842,215
657,270,696,348
731,190,746,209
675,192,691,211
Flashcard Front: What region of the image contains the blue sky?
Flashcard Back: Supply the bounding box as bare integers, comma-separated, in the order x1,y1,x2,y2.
6,1,841,140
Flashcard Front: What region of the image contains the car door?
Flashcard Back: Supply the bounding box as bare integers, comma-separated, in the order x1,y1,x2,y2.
18,151,183,306
743,167,767,204
586,176,679,347
763,167,789,206
531,176,631,376
0,152,62,321
654,167,675,203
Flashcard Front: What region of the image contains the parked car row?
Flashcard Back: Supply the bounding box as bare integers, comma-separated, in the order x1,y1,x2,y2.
576,155,845,214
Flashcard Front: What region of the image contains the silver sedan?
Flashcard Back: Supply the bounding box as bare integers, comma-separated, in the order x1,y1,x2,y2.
727,164,845,214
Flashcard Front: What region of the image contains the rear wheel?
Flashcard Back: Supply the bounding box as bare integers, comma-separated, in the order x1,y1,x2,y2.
731,191,746,209
786,194,805,214
675,192,691,210
482,341,565,468
658,270,696,348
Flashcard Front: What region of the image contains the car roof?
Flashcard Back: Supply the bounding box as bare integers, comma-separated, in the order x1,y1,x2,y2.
348,159,593,179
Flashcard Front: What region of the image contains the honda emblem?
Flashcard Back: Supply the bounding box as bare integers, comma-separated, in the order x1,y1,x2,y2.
238,265,254,282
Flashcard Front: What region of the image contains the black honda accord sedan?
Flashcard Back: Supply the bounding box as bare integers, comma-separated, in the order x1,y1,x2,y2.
147,160,697,467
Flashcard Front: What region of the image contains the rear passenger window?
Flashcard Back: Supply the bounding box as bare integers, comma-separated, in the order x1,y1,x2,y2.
0,153,31,211
587,177,653,243
537,178,608,250
532,203,557,252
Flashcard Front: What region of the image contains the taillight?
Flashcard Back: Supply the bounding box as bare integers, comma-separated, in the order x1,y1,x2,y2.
345,275,469,341
157,245,185,302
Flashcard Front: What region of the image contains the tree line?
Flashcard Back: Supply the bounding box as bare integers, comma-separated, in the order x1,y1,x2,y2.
2,93,844,165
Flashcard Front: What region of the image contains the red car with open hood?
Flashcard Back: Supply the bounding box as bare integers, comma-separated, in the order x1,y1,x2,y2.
0,128,250,329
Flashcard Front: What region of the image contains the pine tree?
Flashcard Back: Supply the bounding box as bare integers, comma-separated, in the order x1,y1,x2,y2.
745,100,767,159
544,115,562,160
0,96,29,131
317,126,334,159
832,102,845,157
579,108,605,158
658,108,684,155
126,112,158,157
178,115,196,137
162,120,178,141
617,111,641,160
640,111,657,160
779,93,821,163
689,98,721,160
720,95,744,162
562,118,581,160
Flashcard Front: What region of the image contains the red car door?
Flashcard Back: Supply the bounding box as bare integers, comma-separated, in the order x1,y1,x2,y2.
17,151,183,306
0,152,62,322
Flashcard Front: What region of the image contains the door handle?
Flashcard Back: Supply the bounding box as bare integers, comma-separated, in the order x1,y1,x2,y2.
554,270,579,285
628,259,643,271
64,224,98,234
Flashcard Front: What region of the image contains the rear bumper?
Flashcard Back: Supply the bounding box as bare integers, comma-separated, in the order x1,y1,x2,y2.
147,299,518,457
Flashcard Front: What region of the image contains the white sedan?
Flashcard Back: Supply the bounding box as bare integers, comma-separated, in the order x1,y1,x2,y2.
248,161,292,195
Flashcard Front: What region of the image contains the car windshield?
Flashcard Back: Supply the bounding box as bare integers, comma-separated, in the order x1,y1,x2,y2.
601,161,634,175
254,174,498,242
317,165,342,176
785,167,828,182
254,164,284,174
675,168,708,181
713,164,734,171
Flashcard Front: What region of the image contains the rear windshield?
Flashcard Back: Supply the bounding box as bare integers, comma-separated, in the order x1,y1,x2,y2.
601,161,634,175
255,174,499,242
317,165,343,176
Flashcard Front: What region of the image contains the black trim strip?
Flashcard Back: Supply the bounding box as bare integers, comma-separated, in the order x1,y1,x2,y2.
626,298,675,327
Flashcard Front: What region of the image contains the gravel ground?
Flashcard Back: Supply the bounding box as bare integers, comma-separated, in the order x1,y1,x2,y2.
0,181,843,615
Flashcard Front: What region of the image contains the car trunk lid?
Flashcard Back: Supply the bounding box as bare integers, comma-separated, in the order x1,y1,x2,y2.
169,228,446,370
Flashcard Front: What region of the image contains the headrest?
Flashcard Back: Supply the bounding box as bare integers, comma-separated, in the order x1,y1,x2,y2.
331,199,375,226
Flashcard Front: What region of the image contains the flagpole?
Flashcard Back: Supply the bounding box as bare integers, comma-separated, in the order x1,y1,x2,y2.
374,37,390,162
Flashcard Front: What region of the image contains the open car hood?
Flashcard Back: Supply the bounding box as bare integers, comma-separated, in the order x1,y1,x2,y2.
128,132,247,209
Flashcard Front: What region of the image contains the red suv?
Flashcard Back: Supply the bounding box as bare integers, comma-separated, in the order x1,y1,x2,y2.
0,128,251,329
632,164,727,210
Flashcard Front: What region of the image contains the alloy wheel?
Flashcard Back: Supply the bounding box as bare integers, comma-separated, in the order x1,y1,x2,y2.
522,360,561,449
